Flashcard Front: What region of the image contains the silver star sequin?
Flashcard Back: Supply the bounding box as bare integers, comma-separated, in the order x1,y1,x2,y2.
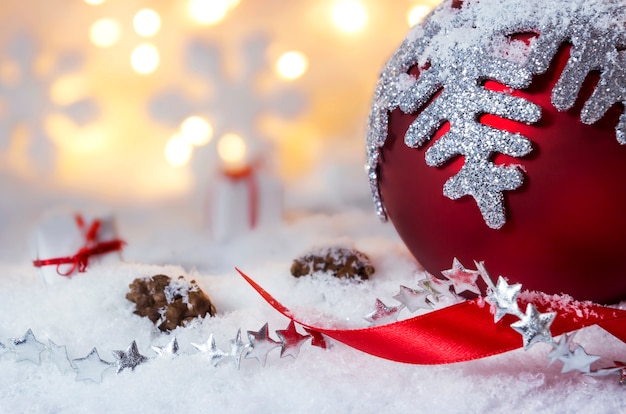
47,339,75,374
560,345,602,374
418,272,457,302
11,329,46,364
72,348,113,383
392,285,433,312
486,276,522,322
510,304,556,349
441,258,482,296
193,334,227,367
276,321,311,359
364,299,405,326
112,341,149,374
152,337,180,358
245,323,281,366
546,333,575,366
227,329,249,369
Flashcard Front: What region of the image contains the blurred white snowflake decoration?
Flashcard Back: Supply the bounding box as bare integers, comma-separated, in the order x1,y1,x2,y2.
0,33,99,172
149,34,306,174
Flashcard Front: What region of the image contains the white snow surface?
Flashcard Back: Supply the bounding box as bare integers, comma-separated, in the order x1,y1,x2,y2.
1,174,626,414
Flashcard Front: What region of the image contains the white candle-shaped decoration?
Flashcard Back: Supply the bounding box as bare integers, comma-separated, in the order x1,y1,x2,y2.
208,134,283,241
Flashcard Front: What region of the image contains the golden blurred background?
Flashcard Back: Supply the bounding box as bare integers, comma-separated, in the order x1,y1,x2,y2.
0,0,441,201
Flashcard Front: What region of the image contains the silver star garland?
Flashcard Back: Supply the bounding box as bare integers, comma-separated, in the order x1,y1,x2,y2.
72,348,114,383
366,0,626,229
0,319,317,382
559,345,602,374
152,337,180,358
392,285,433,312
227,329,249,369
364,299,405,326
364,259,623,383
112,341,149,374
275,321,311,359
2,260,624,383
441,258,482,296
47,339,75,374
245,323,281,366
193,333,227,367
367,258,476,325
11,329,47,364
510,304,556,349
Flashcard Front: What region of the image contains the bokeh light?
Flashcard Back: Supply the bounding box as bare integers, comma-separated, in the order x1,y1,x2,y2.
331,0,368,33
165,134,193,167
407,5,432,26
89,18,122,48
188,0,230,25
276,51,308,80
133,9,161,38
180,116,213,146
50,75,85,105
84,0,106,5
217,133,247,166
131,43,160,74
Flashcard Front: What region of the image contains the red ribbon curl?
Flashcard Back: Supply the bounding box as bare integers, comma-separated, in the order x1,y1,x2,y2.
33,215,124,277
236,268,626,365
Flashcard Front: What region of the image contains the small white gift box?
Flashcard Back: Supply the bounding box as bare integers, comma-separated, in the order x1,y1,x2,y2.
31,210,123,284
207,168,283,241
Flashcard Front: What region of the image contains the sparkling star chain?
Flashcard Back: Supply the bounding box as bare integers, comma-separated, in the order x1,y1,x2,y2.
363,259,626,384
0,321,317,383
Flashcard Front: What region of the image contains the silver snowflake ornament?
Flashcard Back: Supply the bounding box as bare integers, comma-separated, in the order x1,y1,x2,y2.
152,337,180,358
366,0,626,229
276,321,311,359
11,329,46,364
72,348,114,383
193,334,227,367
441,258,482,296
486,276,522,323
559,345,602,374
364,299,405,326
392,285,433,312
511,304,556,349
245,323,281,366
112,341,149,374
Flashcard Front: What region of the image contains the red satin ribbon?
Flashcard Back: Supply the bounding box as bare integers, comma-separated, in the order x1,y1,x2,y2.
222,166,259,229
236,268,626,364
33,215,124,276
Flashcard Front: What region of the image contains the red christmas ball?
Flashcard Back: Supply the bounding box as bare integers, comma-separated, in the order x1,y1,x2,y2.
369,1,626,303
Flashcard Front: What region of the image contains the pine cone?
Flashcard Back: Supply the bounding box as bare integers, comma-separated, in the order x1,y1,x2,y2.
126,275,216,332
290,247,375,280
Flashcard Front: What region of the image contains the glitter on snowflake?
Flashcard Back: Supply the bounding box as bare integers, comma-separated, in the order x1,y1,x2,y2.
149,34,306,174
366,0,626,229
0,33,99,172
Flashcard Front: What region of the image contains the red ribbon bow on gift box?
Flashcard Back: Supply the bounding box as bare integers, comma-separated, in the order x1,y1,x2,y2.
33,214,125,276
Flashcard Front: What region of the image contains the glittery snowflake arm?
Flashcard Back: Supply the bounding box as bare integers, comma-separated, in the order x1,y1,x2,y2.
527,6,626,143
426,124,531,228
398,48,540,228
399,69,442,114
